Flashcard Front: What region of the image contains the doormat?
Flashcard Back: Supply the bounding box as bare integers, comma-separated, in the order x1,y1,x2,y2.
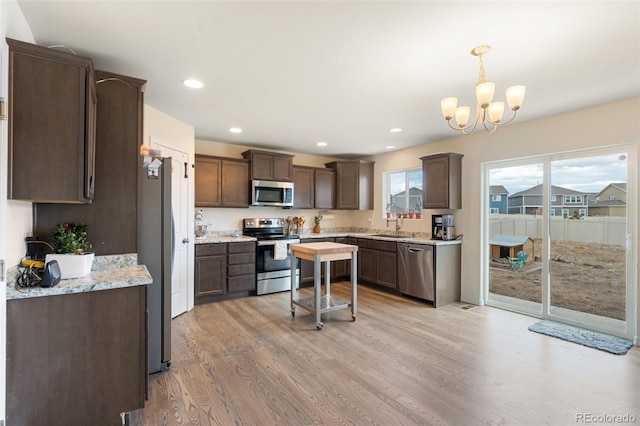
528,320,634,355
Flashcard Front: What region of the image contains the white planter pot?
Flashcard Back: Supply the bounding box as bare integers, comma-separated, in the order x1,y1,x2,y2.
45,253,95,279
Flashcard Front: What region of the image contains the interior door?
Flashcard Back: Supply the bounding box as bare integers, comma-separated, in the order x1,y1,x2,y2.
152,141,189,318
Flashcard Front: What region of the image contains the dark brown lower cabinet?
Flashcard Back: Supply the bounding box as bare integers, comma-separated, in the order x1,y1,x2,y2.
7,286,147,426
227,242,256,292
195,243,227,297
195,242,256,301
333,237,351,277
356,238,397,290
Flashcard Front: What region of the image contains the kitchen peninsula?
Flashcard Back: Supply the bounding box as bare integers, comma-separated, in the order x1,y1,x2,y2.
6,262,152,425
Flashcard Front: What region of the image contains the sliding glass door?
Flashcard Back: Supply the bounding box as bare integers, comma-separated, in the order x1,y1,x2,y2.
485,145,635,339
487,162,543,316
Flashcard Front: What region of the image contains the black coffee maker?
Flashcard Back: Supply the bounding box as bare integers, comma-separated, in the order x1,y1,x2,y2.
432,214,455,240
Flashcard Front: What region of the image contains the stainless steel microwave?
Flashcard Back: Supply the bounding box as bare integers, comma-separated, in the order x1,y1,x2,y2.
251,180,294,207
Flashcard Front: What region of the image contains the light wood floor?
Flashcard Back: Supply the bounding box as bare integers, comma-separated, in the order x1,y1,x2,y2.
130,282,639,425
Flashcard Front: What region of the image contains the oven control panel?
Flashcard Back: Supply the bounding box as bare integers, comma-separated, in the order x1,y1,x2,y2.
243,218,285,229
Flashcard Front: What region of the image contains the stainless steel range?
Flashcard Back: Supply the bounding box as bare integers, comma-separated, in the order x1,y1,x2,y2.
243,218,300,295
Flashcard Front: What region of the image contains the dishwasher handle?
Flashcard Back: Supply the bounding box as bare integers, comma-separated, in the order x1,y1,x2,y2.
408,247,424,253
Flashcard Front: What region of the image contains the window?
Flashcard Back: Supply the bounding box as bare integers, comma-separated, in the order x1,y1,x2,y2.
490,207,499,213
609,194,616,200
564,195,582,203
383,168,423,217
551,195,557,202
579,208,587,217
562,209,570,218
491,195,501,201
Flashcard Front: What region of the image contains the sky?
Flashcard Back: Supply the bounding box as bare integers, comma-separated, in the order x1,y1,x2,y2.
387,152,628,198
489,153,628,195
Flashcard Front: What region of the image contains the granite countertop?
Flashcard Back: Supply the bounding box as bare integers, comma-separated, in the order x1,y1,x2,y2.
7,264,152,300
194,235,257,244
194,231,461,246
296,232,462,245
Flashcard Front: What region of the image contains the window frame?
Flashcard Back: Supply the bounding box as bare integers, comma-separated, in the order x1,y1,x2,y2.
382,167,423,218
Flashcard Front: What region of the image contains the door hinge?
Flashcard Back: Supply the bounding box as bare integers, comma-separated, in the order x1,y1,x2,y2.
0,259,5,282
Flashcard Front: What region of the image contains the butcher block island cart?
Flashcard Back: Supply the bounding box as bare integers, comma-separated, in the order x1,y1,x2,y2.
290,242,358,330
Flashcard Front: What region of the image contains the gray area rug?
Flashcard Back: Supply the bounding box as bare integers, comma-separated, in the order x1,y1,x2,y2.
528,320,634,355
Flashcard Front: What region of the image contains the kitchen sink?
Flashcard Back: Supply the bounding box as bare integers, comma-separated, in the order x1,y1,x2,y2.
367,234,416,239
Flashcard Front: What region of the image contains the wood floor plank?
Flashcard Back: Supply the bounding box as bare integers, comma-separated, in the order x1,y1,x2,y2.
131,282,639,425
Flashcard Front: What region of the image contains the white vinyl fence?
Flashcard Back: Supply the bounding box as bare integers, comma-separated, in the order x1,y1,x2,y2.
489,214,626,246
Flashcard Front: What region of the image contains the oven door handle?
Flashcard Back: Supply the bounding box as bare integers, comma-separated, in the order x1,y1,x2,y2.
256,239,300,247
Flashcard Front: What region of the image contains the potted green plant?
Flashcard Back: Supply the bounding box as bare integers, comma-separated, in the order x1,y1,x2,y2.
313,215,323,233
45,223,94,279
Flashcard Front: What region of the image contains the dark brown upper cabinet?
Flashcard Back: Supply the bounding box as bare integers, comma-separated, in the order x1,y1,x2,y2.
293,166,336,210
7,37,97,203
314,168,335,210
195,155,249,208
35,70,147,256
292,166,314,209
325,160,374,210
242,149,294,181
421,153,463,210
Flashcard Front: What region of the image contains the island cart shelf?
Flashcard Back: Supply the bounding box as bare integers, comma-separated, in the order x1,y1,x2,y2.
290,242,358,329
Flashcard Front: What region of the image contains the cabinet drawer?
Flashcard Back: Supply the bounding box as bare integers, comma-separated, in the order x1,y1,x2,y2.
369,240,397,252
228,274,256,292
228,252,255,265
228,263,255,276
195,243,226,257
228,241,256,254
357,239,396,252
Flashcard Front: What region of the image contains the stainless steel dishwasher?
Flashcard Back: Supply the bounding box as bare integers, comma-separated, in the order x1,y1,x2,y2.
398,243,434,301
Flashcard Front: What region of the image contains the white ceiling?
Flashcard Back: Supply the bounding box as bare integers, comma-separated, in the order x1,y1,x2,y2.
15,1,640,158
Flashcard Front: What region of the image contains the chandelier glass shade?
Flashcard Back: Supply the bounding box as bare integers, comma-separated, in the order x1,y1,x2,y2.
441,45,526,134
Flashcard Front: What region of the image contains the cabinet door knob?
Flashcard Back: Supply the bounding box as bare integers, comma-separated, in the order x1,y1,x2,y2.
182,238,190,244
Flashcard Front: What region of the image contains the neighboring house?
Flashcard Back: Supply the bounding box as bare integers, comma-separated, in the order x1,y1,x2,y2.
508,184,589,217
589,182,627,217
390,187,422,214
489,185,509,214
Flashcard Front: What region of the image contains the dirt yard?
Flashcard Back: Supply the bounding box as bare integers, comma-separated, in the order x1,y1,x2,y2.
489,239,626,320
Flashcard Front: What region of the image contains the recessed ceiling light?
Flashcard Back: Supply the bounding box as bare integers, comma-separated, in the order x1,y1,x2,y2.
229,127,242,134
183,79,204,89
389,128,403,133
317,142,327,147
385,145,396,150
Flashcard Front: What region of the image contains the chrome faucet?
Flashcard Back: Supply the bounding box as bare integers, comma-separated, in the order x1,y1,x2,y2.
395,217,403,236
386,216,403,236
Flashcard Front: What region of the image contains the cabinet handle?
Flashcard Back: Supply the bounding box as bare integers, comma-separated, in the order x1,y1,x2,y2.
184,162,188,178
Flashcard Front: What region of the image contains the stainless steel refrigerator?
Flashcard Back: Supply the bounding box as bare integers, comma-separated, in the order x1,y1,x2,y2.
138,158,172,373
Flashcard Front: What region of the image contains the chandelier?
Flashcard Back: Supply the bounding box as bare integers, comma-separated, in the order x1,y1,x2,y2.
441,45,526,134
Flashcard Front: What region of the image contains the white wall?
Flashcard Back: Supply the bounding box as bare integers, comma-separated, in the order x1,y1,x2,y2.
144,105,196,311
194,139,376,233
365,97,639,342
3,2,35,270
1,2,36,422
